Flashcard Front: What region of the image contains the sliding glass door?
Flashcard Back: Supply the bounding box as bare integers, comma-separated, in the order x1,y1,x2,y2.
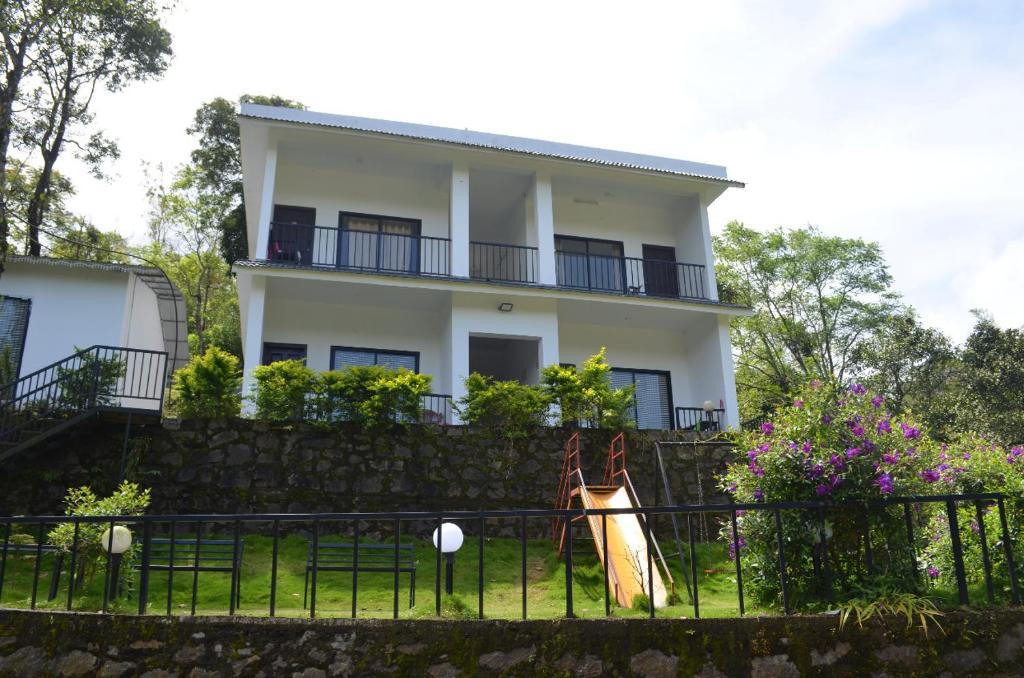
555,236,625,291
338,212,421,273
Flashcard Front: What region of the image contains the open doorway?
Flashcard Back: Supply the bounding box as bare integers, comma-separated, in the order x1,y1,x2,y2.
469,335,541,385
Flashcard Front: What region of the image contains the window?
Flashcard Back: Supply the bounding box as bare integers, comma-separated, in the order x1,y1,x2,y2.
555,235,625,291
610,368,673,430
339,212,421,273
269,205,317,264
330,346,419,372
0,296,31,381
262,343,307,365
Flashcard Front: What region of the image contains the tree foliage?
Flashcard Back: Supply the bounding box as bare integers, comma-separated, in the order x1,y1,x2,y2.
955,311,1024,445
540,348,635,429
170,346,242,419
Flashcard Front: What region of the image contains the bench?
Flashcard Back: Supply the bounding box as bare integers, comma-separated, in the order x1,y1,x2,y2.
304,542,416,609
133,538,244,606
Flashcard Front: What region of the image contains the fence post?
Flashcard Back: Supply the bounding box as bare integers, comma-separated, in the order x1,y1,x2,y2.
945,500,969,605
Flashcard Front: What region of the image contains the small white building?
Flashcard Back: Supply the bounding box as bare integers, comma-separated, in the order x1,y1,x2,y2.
0,255,188,379
235,104,747,429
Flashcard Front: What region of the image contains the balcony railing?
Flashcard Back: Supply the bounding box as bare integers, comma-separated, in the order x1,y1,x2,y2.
676,407,725,432
556,252,708,300
469,241,539,284
268,223,450,277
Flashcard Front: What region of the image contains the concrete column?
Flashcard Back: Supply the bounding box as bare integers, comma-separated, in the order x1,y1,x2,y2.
531,171,556,285
695,193,719,301
716,317,740,429
254,141,278,261
449,162,470,277
240,275,266,415
448,311,470,423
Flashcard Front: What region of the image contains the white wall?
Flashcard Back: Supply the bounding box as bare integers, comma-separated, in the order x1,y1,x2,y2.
122,273,167,356
686,314,740,427
0,263,129,375
261,295,445,388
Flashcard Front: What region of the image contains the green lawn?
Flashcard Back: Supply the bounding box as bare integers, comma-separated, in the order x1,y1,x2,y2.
0,533,762,619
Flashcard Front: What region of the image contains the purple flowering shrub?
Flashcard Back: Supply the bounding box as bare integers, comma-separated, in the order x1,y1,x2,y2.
719,380,1022,608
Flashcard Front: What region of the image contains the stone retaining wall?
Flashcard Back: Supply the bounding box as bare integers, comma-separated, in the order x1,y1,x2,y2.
1,608,1022,676
0,419,734,520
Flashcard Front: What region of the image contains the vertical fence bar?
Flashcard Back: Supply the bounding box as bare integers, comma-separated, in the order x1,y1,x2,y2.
774,510,791,615
646,510,655,619
137,520,151,615
352,519,360,619
100,520,114,613
730,508,744,615
975,501,995,604
270,520,279,617
816,507,833,604
945,500,969,605
602,513,610,617
190,521,202,615
435,516,443,617
66,519,80,611
309,519,319,620
166,520,176,616
997,497,1020,605
687,512,699,619
521,514,528,620
903,502,919,582
393,518,401,620
565,514,574,618
229,520,241,615
478,512,485,620
0,521,8,601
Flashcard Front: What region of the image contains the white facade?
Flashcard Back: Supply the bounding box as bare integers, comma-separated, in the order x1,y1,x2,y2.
235,105,748,429
0,256,188,378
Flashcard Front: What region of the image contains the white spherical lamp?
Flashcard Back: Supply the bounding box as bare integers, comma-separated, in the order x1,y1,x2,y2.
432,522,464,554
99,525,132,554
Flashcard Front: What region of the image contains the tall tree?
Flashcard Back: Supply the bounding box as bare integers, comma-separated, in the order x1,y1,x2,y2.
956,311,1024,445
11,0,171,258
714,222,900,419
187,94,305,263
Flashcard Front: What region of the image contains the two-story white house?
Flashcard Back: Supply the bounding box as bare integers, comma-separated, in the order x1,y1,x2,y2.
235,104,746,430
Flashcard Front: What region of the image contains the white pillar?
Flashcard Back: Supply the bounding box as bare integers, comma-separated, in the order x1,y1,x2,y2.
449,162,470,277
449,313,470,423
241,275,266,415
254,141,278,260
696,193,719,301
716,316,740,429
531,171,556,285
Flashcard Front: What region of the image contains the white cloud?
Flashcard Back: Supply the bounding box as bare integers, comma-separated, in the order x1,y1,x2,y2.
51,0,1024,342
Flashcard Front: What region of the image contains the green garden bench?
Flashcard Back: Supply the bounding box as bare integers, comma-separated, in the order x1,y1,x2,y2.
134,537,244,606
303,541,416,609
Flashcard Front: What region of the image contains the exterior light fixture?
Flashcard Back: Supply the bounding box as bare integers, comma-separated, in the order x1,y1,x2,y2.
432,522,465,594
702,400,716,413
100,525,133,597
498,302,514,313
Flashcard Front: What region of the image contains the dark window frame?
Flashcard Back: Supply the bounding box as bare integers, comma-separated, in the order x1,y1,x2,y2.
0,295,32,381
554,234,627,292
329,345,420,373
554,233,625,256
261,342,308,366
337,211,422,236
610,366,675,430
269,205,317,263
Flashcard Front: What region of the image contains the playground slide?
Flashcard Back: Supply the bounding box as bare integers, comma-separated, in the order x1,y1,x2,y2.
581,486,669,608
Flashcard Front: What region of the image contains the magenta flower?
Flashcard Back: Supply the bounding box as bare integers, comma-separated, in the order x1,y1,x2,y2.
760,422,774,436
920,469,940,483
802,441,812,454
822,414,832,424
882,452,900,465
808,463,825,480
851,423,866,437
793,398,804,409
830,454,846,471
871,395,884,409
753,488,764,501
815,484,832,497
810,378,823,390
928,566,939,579
728,535,747,560
877,419,892,435
850,383,867,396
846,447,861,459
900,423,921,440
876,473,894,494
726,482,737,493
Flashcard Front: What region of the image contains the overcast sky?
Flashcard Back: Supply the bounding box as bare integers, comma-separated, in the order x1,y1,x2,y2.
53,0,1023,342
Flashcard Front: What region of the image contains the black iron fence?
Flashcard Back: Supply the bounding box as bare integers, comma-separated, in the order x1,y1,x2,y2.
556,252,708,300
469,241,539,284
0,346,168,456
420,393,453,425
676,407,725,432
0,494,1017,621
268,223,450,277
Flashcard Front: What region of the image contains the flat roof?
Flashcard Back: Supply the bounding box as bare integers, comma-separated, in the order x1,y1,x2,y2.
239,104,744,188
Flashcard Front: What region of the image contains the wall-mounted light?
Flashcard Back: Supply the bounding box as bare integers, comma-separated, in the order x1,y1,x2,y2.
498,302,514,312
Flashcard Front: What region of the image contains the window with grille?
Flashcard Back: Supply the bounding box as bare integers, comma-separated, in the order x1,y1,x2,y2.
610,368,672,430
0,296,31,381
330,346,419,372
262,343,307,365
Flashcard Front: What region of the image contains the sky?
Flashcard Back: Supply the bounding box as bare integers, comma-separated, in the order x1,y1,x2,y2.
52,0,1024,342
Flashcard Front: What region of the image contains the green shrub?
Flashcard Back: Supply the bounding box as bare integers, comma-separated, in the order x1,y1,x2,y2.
252,359,316,421
57,349,125,410
308,365,430,428
458,373,551,444
540,348,635,429
171,346,242,418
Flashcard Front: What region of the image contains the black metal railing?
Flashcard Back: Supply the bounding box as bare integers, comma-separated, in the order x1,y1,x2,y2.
556,252,707,300
268,223,450,277
420,393,453,425
0,346,168,455
676,407,725,432
0,494,1017,620
469,241,539,284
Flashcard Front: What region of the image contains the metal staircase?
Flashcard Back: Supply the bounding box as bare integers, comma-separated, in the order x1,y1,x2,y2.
0,346,168,462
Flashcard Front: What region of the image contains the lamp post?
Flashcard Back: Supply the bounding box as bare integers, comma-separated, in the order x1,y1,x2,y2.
432,522,464,595
100,525,132,598
702,400,716,431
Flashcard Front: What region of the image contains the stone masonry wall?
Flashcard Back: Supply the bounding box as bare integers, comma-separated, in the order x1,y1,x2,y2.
0,418,734,520
1,608,1023,676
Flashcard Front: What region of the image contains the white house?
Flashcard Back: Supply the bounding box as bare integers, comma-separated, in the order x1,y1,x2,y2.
0,255,189,380
235,104,747,429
